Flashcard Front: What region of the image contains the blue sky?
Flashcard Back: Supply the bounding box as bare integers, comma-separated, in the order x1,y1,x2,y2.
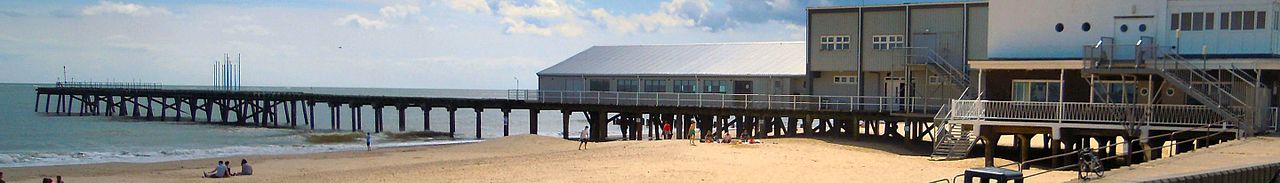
0,0,961,89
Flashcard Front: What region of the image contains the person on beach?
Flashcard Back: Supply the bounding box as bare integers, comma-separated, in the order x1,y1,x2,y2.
1,171,7,183
662,122,672,140
578,126,590,150
225,160,234,177
41,178,51,183
238,159,254,176
204,161,227,178
365,132,372,151
55,176,63,183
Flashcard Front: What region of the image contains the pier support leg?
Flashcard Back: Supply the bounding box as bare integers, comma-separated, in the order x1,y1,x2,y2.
562,111,570,139
1051,138,1062,167
332,104,340,130
1018,134,1030,170
146,97,154,120
502,108,510,136
475,108,483,139
34,94,41,113
448,107,457,138
529,109,539,135
397,106,406,132
982,131,1000,167
374,106,384,133
588,111,607,141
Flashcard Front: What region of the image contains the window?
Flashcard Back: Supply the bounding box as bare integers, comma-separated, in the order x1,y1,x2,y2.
1139,24,1148,32
820,35,851,51
871,35,904,50
1013,80,1061,102
1120,24,1129,32
1172,12,1216,31
834,76,858,85
702,80,729,93
1082,22,1091,32
589,79,611,91
673,80,697,93
617,79,639,92
1092,82,1137,103
1055,23,1064,32
567,80,586,91
1220,11,1269,30
643,80,666,92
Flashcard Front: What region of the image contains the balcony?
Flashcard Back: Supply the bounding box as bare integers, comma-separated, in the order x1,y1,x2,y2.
947,100,1279,129
508,90,947,114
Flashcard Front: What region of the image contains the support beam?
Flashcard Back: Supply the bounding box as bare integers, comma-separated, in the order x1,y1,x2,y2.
475,108,484,139
529,109,539,135
397,105,407,132
502,108,511,136
562,111,570,139
374,105,384,133
448,107,457,138
422,106,431,131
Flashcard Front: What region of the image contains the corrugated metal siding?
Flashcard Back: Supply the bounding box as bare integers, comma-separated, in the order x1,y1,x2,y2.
537,42,806,77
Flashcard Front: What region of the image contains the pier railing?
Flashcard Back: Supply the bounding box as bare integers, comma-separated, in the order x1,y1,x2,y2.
508,90,947,113
950,100,1279,127
54,81,161,90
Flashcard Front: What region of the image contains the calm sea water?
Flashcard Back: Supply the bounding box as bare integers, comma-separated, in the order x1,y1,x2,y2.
0,84,605,167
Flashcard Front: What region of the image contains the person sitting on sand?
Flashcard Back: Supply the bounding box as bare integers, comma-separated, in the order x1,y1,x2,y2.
55,176,63,183
1,171,7,183
578,126,590,150
42,178,51,183
239,159,254,176
204,161,227,178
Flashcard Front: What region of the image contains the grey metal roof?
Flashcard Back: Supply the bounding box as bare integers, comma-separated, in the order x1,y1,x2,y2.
537,42,806,77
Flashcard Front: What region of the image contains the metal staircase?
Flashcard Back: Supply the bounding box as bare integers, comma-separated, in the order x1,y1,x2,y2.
1084,36,1269,136
900,47,981,160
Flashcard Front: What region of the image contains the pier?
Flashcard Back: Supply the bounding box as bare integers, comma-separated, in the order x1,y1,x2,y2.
33,85,948,142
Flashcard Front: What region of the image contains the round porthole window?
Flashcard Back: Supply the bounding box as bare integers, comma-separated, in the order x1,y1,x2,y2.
1120,24,1129,32
1139,88,1150,96
1165,88,1176,96
1139,24,1148,32
1055,23,1064,32
1082,22,1092,32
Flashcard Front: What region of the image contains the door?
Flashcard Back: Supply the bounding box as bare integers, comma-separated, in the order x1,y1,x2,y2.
1113,17,1156,60
884,77,906,111
733,81,753,94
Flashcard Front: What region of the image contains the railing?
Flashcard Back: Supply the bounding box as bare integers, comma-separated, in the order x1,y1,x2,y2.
949,100,1255,126
54,81,161,90
508,90,948,113
903,47,970,87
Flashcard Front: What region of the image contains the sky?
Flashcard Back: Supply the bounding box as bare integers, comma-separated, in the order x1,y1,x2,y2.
0,0,960,89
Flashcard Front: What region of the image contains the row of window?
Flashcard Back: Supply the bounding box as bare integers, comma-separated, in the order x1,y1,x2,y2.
831,75,946,85
576,79,731,93
819,35,851,51
1171,11,1268,31
817,34,905,51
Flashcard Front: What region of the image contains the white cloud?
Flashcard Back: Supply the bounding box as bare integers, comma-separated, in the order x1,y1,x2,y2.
494,0,586,37
222,25,272,36
81,1,171,17
378,4,421,19
588,0,706,34
445,0,491,14
334,14,389,30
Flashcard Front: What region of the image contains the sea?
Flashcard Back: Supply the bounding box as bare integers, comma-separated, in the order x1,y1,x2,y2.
0,83,606,168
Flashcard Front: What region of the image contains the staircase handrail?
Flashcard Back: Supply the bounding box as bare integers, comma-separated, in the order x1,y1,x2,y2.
1155,50,1247,108
902,47,971,87
1226,64,1266,88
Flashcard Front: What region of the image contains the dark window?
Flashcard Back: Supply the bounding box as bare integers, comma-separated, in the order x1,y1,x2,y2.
617,79,639,92
1139,24,1148,32
1082,22,1091,32
589,79,611,91
1171,13,1180,30
1232,11,1243,30
1120,24,1128,32
1244,11,1256,30
1181,12,1194,30
1206,13,1214,30
643,80,666,92
1222,12,1231,30
1258,12,1266,29
1055,23,1064,32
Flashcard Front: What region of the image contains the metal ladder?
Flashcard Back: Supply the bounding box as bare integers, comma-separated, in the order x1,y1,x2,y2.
1152,51,1261,134
899,47,981,161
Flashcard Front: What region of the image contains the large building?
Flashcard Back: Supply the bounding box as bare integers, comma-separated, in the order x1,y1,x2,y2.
537,42,807,95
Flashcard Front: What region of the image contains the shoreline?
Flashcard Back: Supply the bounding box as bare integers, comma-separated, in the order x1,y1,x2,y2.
0,135,1075,182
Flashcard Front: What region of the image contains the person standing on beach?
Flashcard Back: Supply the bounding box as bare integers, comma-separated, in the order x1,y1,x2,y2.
578,126,590,150
365,132,372,151
688,121,698,146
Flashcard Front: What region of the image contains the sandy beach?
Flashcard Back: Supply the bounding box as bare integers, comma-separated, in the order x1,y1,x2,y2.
0,135,1075,182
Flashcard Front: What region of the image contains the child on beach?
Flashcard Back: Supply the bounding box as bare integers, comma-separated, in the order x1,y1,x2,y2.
688,121,698,146
365,132,372,151
662,122,672,140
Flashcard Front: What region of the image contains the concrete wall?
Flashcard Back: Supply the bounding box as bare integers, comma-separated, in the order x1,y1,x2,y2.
809,11,859,72
537,75,806,95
